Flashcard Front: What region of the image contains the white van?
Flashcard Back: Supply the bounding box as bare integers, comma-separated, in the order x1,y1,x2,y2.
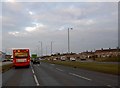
70,57,76,61
60,56,66,61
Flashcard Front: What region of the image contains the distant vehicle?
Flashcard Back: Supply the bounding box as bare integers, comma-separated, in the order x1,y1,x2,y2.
10,59,13,62
61,56,66,61
33,58,40,64
2,59,12,62
53,58,57,61
2,59,7,62
70,57,76,61
31,54,37,61
6,59,11,62
13,49,30,68
80,58,86,61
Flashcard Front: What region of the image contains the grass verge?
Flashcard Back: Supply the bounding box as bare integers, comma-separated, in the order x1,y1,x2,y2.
42,60,119,75
1,63,13,73
95,57,120,62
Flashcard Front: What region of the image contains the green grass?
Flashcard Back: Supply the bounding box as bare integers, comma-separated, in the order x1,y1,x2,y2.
1,63,13,73
95,57,120,62
42,60,119,75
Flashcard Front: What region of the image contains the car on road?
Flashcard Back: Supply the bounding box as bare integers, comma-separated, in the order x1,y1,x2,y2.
70,57,76,61
33,58,40,64
60,56,66,61
2,60,7,62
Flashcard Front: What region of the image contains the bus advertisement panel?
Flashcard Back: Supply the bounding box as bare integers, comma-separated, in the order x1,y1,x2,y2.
13,49,30,68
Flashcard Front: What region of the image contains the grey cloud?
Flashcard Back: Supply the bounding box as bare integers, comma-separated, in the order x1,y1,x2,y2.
2,2,118,54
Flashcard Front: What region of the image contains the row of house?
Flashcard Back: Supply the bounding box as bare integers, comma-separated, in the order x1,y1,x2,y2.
0,51,6,61
43,48,120,61
0,51,12,61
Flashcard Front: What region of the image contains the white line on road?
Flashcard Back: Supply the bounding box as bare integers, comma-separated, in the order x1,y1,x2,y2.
33,75,40,86
51,64,55,66
32,69,35,74
31,66,40,86
69,73,92,81
106,85,113,88
56,68,63,72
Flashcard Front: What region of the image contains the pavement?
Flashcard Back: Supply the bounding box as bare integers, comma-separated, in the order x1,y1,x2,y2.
2,62,119,87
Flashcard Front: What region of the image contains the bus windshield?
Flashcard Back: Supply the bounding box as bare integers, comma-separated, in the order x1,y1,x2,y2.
15,52,28,58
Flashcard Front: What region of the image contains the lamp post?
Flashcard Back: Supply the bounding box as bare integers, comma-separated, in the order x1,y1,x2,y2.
46,46,47,55
51,41,53,55
68,28,73,54
36,45,39,56
38,41,43,57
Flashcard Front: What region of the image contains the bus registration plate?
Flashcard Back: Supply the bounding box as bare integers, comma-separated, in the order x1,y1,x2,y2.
17,59,27,62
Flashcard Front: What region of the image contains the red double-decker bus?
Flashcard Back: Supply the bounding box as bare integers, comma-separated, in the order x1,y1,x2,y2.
13,49,30,68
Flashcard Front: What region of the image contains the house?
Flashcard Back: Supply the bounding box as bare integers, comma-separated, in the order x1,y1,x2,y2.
95,48,120,58
77,51,95,60
0,51,6,61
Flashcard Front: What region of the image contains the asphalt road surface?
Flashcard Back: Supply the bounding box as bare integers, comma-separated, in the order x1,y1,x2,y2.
2,62,119,87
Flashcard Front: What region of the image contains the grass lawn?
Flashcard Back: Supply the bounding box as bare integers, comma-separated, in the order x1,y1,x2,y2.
1,63,13,73
42,60,119,75
95,57,120,62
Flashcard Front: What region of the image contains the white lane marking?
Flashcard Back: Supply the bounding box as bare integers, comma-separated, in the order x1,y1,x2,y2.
106,85,112,87
51,64,55,66
33,75,40,86
32,69,35,74
69,73,92,81
56,68,63,72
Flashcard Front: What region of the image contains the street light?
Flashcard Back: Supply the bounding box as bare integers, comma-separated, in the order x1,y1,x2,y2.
46,45,47,55
51,41,53,55
36,45,39,56
38,41,43,57
68,28,73,54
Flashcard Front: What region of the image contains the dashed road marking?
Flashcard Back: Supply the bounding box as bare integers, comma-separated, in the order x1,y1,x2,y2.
106,85,113,87
32,69,35,74
51,64,55,66
31,66,40,86
56,68,63,72
33,75,40,86
69,73,92,81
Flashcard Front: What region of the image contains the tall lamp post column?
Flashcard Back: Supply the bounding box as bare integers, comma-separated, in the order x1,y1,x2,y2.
68,28,73,54
38,41,43,57
51,41,53,55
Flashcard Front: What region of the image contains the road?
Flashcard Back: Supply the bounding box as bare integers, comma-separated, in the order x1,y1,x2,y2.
2,62,119,87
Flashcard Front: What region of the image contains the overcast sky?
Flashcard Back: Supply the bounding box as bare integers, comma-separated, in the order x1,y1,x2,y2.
1,0,118,55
